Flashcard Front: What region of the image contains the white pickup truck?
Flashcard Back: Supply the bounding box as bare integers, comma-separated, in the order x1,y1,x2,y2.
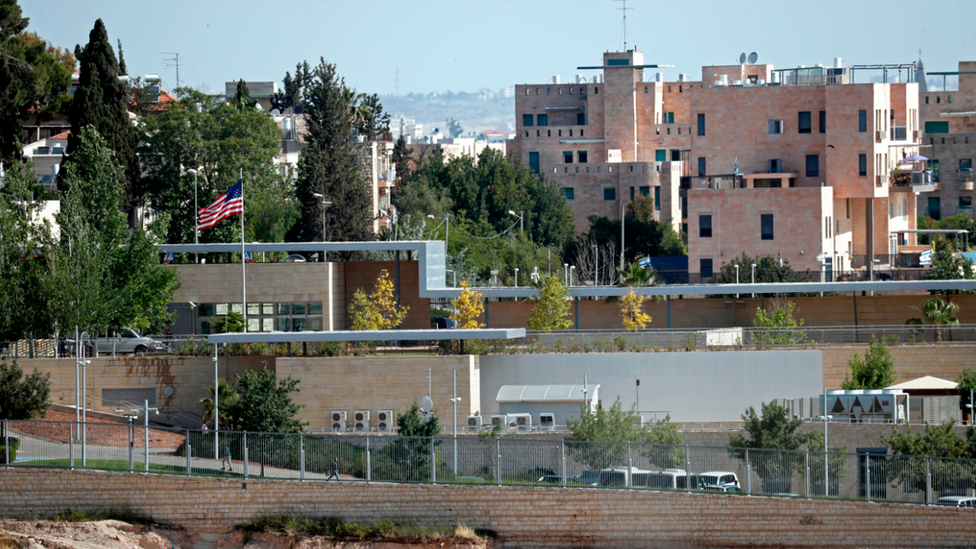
67,328,169,356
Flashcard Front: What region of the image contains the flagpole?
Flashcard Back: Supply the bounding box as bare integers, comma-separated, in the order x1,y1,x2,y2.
241,168,247,333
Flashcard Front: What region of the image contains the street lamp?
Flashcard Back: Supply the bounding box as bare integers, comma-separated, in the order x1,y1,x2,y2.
514,267,519,288
312,193,332,261
869,258,880,296
427,214,450,249
450,370,462,476
818,413,833,496
751,263,756,298
508,210,524,232
564,263,569,285
734,264,740,298
187,169,199,263
570,265,576,287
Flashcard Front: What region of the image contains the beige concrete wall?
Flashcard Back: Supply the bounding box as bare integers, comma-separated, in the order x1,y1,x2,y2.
823,345,976,389
3,469,976,547
276,355,479,431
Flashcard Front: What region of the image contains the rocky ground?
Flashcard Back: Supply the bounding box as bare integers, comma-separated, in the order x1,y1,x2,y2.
13,410,186,450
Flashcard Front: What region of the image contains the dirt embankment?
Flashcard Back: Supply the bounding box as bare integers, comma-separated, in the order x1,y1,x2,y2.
0,521,495,549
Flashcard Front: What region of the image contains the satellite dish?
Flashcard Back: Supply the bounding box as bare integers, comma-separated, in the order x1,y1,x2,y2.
748,52,759,64
420,396,433,414
739,52,746,64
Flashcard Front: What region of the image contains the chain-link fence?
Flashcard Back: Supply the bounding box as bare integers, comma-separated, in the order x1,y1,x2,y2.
4,419,975,505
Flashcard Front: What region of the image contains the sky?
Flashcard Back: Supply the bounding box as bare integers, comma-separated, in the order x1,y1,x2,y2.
22,0,976,96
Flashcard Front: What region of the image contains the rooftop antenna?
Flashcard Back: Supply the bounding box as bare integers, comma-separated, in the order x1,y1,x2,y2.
162,52,191,90
613,0,632,51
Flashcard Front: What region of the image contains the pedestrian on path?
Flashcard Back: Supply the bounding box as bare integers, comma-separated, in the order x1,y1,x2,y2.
222,443,233,472
327,457,339,480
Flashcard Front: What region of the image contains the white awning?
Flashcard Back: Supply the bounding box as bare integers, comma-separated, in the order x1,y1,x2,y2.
886,375,958,391
496,384,599,403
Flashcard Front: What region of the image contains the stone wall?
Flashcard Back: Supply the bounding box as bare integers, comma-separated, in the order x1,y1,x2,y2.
1,469,974,547
822,345,976,389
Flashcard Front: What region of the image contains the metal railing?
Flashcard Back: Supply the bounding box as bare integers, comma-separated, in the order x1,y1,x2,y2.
4,419,974,505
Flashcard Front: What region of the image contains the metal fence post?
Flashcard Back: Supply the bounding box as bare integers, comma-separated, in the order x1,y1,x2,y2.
495,438,501,486
745,448,751,495
186,443,191,476
128,421,134,473
366,436,371,483
865,455,871,502
627,443,633,489
300,434,305,482
804,451,810,499
430,437,436,484
560,441,567,488
69,423,74,470
685,444,692,492
925,457,932,504
243,431,249,480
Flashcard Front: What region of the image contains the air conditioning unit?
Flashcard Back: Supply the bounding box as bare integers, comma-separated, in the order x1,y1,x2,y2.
376,410,394,431
539,413,555,427
354,410,370,430
331,410,347,430
467,415,483,431
513,413,532,429
490,414,508,427
876,130,885,142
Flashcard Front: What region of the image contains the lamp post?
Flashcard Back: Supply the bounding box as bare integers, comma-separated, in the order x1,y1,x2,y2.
819,410,833,496
594,244,599,286
445,269,456,287
734,264,740,298
508,210,523,232
213,344,219,461
570,266,576,287
312,193,332,261
187,169,199,263
564,263,569,285
751,263,756,298
514,267,519,287
869,259,880,296
450,370,462,476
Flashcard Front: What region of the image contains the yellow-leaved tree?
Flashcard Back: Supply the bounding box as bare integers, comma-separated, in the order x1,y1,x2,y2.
349,270,409,330
620,288,652,330
450,281,485,328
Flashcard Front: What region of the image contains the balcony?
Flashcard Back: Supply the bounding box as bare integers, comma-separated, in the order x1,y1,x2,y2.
958,169,974,190
890,170,936,193
889,126,915,142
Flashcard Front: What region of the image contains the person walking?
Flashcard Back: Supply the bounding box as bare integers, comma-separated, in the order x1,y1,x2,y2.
327,457,339,481
222,443,233,472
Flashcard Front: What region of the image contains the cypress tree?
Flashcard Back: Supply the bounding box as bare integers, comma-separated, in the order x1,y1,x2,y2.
290,58,373,243
67,19,139,204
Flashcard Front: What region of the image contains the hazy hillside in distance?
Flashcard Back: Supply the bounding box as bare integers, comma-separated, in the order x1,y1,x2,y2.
382,91,514,137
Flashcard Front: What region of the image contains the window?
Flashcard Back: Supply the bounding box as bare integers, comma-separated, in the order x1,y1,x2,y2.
604,187,616,201
578,151,588,163
928,196,941,220
655,149,666,162
697,113,706,136
671,149,681,161
522,114,533,127
949,95,953,103
537,114,548,126
563,151,573,164
594,87,598,94
769,120,783,134
798,111,812,134
546,87,551,95
929,159,940,182
563,187,575,200
529,152,539,174
960,158,973,171
654,187,660,210
769,159,782,173
559,87,563,95
859,110,867,132
665,111,674,124
699,214,712,238
825,216,831,238
698,157,706,176
577,112,586,125
925,96,929,104
700,258,713,278
960,196,972,210
859,154,867,176
761,214,774,240
639,186,650,197
547,130,551,137
819,110,826,133
806,154,819,177
925,121,949,134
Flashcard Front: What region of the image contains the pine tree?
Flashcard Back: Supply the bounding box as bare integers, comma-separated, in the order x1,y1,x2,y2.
67,19,139,204
290,58,373,243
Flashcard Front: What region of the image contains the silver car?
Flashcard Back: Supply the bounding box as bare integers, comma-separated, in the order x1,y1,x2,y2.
68,328,169,356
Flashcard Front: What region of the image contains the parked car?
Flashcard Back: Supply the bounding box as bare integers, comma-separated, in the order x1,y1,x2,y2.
936,496,976,508
66,328,170,356
698,471,741,491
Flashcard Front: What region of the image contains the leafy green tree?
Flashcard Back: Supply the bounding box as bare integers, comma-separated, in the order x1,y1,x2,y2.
527,275,572,332
396,401,441,437
48,126,179,335
223,366,306,433
956,369,976,423
233,78,256,112
882,421,975,494
728,401,822,490
922,296,959,342
374,402,441,482
841,336,896,390
198,379,238,424
348,270,409,330
0,163,53,340
578,207,686,268
290,59,374,244
67,19,139,204
719,252,812,289
0,360,50,423
140,88,298,246
752,300,806,349
565,399,682,470
926,250,976,294
270,61,312,112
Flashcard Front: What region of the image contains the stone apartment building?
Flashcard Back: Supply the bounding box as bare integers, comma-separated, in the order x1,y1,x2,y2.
917,61,976,220
509,50,930,276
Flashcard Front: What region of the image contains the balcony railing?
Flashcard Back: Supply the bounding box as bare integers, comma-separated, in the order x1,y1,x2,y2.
957,169,974,184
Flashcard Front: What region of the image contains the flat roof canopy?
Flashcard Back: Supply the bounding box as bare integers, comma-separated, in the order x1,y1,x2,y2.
208,328,525,344
496,384,599,403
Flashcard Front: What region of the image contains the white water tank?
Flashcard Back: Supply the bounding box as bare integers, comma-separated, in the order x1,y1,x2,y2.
834,57,843,69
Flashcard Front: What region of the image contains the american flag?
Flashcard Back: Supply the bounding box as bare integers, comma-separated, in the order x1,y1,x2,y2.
199,180,243,230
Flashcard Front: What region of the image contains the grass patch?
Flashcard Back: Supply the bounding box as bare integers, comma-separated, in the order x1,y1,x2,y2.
53,507,154,525
245,516,476,544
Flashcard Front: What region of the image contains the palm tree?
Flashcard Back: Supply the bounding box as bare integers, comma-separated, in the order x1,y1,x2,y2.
198,380,239,425
922,297,960,342
605,262,659,304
